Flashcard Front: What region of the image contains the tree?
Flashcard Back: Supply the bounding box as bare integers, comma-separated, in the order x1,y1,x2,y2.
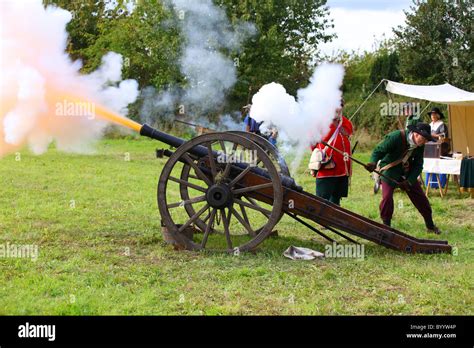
369,49,401,89
43,0,103,59
216,0,335,109
45,0,183,89
394,0,473,90
44,0,335,121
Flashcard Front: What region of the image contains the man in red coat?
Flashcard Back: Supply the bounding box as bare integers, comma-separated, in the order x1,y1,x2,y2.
310,101,353,205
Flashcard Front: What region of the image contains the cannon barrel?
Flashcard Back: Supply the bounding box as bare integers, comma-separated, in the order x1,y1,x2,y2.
140,123,190,151
139,124,301,191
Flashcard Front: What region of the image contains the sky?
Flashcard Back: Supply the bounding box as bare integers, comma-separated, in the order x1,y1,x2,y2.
319,0,415,56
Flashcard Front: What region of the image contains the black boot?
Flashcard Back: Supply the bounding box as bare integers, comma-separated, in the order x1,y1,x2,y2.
383,219,391,227
427,225,441,234
425,218,440,234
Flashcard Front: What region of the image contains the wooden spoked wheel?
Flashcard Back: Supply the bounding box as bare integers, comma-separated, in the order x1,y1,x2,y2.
158,133,283,252
179,131,289,234
227,131,290,177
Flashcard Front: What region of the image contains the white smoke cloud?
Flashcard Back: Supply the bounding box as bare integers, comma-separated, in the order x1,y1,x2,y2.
0,1,139,156
180,48,237,106
86,52,139,116
251,63,345,172
218,113,243,131
140,0,255,124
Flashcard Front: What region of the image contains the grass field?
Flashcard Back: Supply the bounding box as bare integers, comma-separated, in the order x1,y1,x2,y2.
0,137,472,315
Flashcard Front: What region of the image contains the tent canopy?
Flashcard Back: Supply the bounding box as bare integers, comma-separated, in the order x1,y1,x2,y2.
385,80,474,106
383,80,474,155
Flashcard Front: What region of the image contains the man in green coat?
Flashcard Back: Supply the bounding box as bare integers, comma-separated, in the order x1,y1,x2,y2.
365,123,441,234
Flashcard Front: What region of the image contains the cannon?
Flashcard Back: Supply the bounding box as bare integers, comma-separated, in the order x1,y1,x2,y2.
139,124,452,254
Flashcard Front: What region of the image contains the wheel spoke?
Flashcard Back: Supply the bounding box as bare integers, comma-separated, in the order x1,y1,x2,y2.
245,196,271,216
202,208,219,229
202,210,211,223
245,197,274,221
182,153,213,186
206,142,217,183
222,142,238,179
169,176,207,193
221,209,233,250
167,195,207,209
239,202,251,228
228,165,252,188
232,182,273,194
201,208,217,248
234,198,271,216
231,206,255,237
178,204,209,233
239,202,250,221
219,140,227,154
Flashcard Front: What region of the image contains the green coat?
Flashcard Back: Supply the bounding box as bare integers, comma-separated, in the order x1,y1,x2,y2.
370,130,424,187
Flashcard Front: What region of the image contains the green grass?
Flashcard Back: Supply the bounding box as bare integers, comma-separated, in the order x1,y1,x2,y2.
0,138,472,315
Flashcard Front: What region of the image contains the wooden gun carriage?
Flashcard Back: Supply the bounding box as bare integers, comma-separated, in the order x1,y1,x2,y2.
140,124,452,254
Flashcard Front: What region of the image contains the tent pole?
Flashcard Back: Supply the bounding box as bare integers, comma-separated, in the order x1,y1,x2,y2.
349,79,387,122
419,101,432,118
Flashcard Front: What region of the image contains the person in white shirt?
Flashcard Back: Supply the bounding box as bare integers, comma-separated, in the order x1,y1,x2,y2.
428,107,448,141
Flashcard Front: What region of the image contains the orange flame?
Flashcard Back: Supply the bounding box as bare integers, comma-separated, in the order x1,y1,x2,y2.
60,93,143,132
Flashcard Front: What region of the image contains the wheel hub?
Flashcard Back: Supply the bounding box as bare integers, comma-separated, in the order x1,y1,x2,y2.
206,184,233,209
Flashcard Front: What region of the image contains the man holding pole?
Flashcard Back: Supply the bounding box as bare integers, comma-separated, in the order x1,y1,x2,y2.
364,123,441,234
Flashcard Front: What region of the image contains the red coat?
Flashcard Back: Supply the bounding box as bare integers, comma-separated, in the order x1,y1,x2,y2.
310,115,353,178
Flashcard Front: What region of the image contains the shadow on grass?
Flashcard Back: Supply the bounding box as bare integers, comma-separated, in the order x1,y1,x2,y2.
155,229,405,260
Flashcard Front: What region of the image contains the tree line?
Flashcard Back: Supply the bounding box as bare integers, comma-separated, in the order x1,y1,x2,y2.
45,0,473,136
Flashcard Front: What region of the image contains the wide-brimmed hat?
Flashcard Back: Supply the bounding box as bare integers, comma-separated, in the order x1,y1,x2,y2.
407,122,435,142
427,107,444,119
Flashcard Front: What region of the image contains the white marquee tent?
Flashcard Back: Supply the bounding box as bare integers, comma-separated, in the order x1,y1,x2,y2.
384,80,474,155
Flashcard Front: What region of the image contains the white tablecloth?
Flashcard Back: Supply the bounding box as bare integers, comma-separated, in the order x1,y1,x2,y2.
423,158,462,175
